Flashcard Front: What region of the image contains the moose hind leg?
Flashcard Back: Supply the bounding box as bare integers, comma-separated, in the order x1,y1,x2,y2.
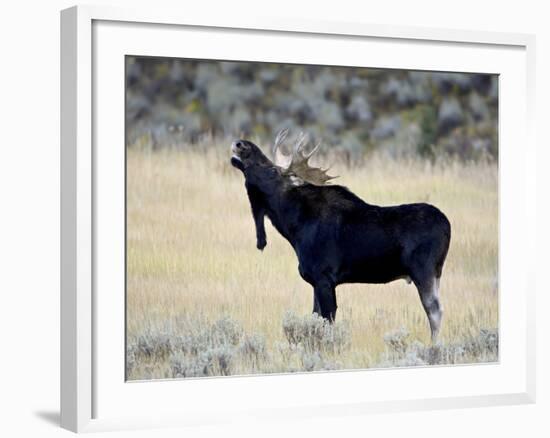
313,283,337,322
414,276,443,342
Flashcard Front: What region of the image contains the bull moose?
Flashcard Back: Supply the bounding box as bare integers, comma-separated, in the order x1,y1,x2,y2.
230,131,451,341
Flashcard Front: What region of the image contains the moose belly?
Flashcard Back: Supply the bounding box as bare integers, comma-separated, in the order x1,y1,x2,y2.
338,252,408,284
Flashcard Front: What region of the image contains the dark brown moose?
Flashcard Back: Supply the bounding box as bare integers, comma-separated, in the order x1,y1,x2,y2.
230,131,451,341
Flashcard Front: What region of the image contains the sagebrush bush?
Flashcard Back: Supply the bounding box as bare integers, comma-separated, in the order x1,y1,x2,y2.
127,315,244,378
379,327,498,368
127,312,497,379
383,327,410,354
170,352,210,378
128,312,353,378
282,311,351,354
239,333,267,361
299,351,340,372
170,346,235,378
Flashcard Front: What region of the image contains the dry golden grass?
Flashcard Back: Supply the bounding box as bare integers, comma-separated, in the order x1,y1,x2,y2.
126,144,498,379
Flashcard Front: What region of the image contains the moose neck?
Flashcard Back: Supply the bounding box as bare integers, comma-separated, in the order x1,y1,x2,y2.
243,163,284,196
244,164,301,246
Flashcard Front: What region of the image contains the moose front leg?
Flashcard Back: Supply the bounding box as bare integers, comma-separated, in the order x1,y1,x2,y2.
313,282,337,322
252,209,266,250
246,185,267,251
312,294,321,314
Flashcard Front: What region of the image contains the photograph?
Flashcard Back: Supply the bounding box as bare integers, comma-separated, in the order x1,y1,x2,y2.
125,56,499,381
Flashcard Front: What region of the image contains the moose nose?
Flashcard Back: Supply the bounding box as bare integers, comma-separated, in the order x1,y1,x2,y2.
231,141,243,156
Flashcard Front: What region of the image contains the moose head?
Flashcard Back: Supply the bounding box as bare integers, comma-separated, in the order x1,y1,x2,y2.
230,129,335,188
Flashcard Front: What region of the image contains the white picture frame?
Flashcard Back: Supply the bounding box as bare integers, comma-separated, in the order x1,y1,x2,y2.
60,4,536,433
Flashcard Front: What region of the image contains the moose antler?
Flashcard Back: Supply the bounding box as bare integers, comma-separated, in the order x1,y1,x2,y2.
273,128,292,168
272,129,336,186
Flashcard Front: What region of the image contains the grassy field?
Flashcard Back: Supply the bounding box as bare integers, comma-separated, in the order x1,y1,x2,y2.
126,144,498,380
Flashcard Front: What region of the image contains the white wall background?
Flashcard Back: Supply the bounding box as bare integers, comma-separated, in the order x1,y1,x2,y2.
0,1,547,436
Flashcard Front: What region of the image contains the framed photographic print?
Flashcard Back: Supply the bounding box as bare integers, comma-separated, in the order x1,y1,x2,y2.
61,5,536,433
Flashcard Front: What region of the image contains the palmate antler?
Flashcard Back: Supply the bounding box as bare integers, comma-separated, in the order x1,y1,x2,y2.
272,129,336,186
